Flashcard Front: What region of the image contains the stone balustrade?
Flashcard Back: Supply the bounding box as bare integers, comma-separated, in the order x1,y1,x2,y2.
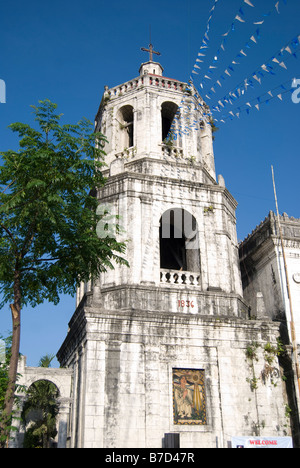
104,75,186,100
160,269,200,286
161,144,184,159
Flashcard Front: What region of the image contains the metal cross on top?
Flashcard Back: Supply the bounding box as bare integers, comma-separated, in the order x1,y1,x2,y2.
141,43,161,62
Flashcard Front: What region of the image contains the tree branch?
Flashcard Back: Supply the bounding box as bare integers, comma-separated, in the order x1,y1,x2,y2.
0,224,19,253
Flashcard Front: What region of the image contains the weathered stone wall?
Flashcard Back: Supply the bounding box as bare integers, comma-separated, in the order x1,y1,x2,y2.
58,306,291,448
240,212,300,340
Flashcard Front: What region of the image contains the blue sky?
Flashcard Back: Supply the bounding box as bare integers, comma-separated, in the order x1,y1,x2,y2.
0,0,299,366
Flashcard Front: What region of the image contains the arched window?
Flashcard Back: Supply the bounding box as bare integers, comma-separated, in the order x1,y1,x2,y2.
161,101,178,142
118,105,134,150
159,208,200,272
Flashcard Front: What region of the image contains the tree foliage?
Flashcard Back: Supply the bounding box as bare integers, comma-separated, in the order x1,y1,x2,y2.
0,99,128,308
0,99,128,445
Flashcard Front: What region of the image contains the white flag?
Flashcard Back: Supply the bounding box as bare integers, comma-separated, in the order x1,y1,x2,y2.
279,61,287,69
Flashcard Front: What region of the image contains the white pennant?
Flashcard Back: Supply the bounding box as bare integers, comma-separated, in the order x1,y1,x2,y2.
244,0,254,6
279,61,287,69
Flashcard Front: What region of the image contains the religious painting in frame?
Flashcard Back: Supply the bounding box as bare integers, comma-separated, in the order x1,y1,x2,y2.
172,368,207,425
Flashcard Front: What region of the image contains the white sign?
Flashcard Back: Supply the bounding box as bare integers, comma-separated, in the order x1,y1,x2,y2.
232,436,293,449
0,340,5,363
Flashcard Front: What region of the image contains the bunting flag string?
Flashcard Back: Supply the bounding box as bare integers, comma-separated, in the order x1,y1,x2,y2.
190,0,221,80
212,78,295,123
196,0,288,90
197,0,256,78
211,0,288,65
201,26,262,93
206,34,300,112
252,0,287,25
169,0,293,137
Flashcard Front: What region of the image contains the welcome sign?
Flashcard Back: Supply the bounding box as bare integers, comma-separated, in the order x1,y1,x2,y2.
232,437,293,449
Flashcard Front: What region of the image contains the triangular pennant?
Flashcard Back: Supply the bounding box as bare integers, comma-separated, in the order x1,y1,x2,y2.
244,0,254,6
279,61,287,69
235,14,245,22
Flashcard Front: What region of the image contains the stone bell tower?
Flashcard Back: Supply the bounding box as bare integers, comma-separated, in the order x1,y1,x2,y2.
57,50,293,448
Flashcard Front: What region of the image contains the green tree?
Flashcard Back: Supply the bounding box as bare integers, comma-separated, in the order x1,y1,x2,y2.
0,100,128,445
22,354,59,448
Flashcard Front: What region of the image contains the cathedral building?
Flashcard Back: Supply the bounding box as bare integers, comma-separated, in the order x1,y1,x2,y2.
12,52,299,448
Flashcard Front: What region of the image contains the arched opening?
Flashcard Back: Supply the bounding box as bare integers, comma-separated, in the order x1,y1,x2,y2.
159,208,200,273
21,379,60,448
161,101,178,142
118,105,134,150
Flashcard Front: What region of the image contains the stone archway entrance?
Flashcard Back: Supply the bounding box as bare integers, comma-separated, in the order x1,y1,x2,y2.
10,356,72,448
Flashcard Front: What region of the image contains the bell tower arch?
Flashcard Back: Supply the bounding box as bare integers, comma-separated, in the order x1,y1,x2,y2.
91,57,243,307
